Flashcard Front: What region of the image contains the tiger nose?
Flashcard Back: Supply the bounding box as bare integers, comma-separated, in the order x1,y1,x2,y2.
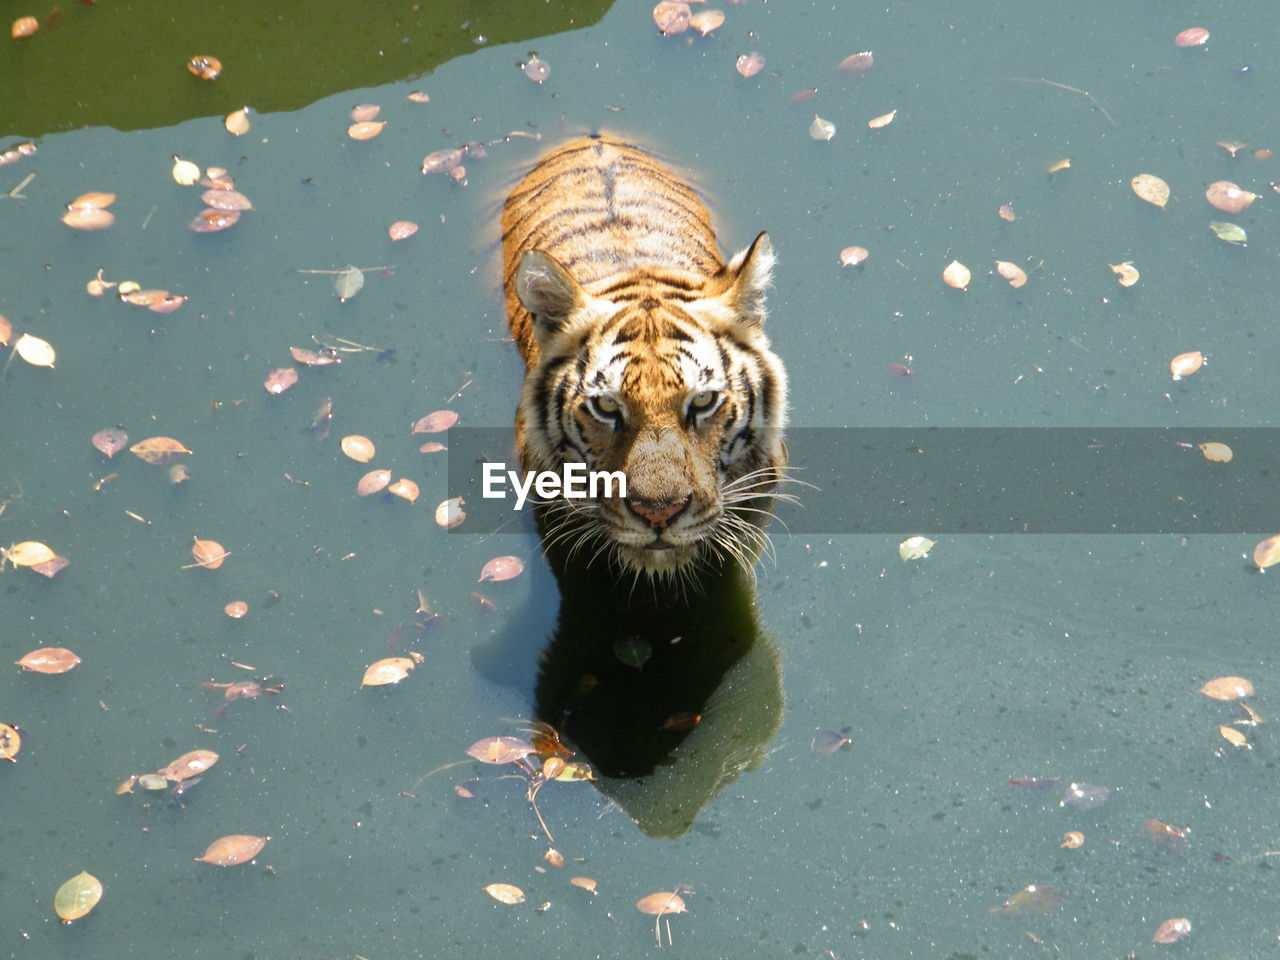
627,496,690,529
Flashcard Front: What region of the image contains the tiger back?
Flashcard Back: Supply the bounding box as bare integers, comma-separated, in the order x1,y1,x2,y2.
501,134,788,579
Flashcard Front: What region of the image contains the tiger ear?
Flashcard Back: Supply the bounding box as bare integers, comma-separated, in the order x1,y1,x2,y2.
515,250,585,338
722,232,775,331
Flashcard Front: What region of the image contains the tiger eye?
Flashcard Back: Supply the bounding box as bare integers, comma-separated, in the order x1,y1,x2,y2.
595,395,620,413
690,390,716,408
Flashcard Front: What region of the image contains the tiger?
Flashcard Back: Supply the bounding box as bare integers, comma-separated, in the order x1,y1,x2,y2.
501,134,788,580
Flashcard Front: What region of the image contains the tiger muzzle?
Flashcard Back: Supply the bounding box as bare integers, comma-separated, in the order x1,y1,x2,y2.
626,495,692,530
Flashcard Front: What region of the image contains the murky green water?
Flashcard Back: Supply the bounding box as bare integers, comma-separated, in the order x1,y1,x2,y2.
3,1,1280,957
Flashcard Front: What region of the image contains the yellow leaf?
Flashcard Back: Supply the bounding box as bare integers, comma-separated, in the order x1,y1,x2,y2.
484,882,526,904
54,871,103,923
1131,174,1170,209
129,437,192,465
14,332,55,368
5,541,55,567
1218,724,1249,748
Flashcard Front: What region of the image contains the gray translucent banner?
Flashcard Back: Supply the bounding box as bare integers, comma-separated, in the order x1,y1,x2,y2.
446,427,1280,534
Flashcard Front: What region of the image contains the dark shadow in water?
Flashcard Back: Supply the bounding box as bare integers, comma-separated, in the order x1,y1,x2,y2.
533,531,783,838
0,0,613,136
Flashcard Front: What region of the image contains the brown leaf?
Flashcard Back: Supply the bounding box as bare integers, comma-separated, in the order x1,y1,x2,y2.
194,834,269,866
191,537,228,570
411,410,458,434
636,892,688,916
263,367,298,394
129,436,192,465
157,749,219,781
479,556,524,582
15,647,81,674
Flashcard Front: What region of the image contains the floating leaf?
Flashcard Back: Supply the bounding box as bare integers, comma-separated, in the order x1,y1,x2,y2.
660,712,701,731
194,835,269,866
735,51,764,78
1174,27,1209,48
30,555,69,578
224,106,251,135
1205,180,1257,214
1110,261,1139,287
171,156,201,185
1198,441,1232,463
0,314,10,345
157,749,219,781
360,656,419,687
1008,776,1061,790
652,2,691,34
1169,351,1204,381
990,884,1065,915
421,148,463,174
137,773,168,790
811,729,851,754
899,536,936,561
263,367,298,394
522,56,550,83
479,556,524,582
388,478,419,504
412,410,458,434
809,115,836,142
613,636,652,669
484,883,526,905
1253,536,1280,571
62,208,115,230
1209,221,1247,245
942,261,970,290
54,871,103,924
189,208,240,232
1152,917,1192,943
0,722,21,761
1060,831,1085,849
334,265,365,302
191,537,228,570
201,188,253,211
867,108,897,130
688,10,724,36
570,876,597,894
1219,724,1250,748
419,441,447,454
434,497,466,529
14,332,56,368
15,647,81,674
1217,140,1247,158
350,103,380,122
995,260,1027,288
1048,157,1071,173
68,192,116,211
340,435,376,463
1143,818,1190,853
288,347,339,366
1061,781,1111,810
388,220,419,241
839,246,869,267
187,55,222,80
636,892,688,916
357,469,392,497
5,541,55,567
348,120,387,141
224,600,249,619
1131,174,1170,209
997,203,1016,221
11,16,38,37
1200,676,1254,700
466,736,536,765
837,51,874,76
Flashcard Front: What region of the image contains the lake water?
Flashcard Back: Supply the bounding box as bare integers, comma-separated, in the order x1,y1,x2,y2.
3,1,1279,957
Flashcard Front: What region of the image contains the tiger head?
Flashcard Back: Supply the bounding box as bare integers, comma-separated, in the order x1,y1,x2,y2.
512,232,788,579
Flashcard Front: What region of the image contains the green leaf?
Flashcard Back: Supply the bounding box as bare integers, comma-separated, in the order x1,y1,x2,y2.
335,265,365,301
1209,221,1247,245
613,636,652,669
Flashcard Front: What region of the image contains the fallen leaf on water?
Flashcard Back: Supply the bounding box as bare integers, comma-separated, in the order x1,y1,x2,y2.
484,883,526,905
224,107,251,135
1209,221,1247,245
1253,536,1280,571
997,203,1016,221
30,555,69,578
1144,818,1190,853
661,712,701,731
1174,27,1209,48
189,208,240,232
613,636,652,669
544,847,565,868
194,835,269,866
388,479,419,504
157,749,219,781
263,368,298,394
289,347,339,367
335,265,365,302
348,120,386,141
187,55,222,80
130,436,191,464
1048,157,1071,173
811,729,851,753
899,536,936,561
201,188,253,211
14,332,56,368
466,736,536,765
407,91,431,103
1110,261,1140,287
191,537,228,570
224,600,249,619
340,435,376,463
735,51,764,78
357,470,392,497
942,261,969,290
652,2,690,34
1217,140,1247,158
837,50,874,76
522,56,550,83
1060,831,1084,849
1007,776,1061,790
1205,180,1257,214
636,892,688,915
1061,782,1111,810
171,156,201,185
5,541,55,567
67,192,116,212
350,103,380,122
419,441,447,454
0,722,21,761
412,410,459,434
479,556,524,582
388,220,419,241
15,647,81,674
1219,724,1250,748
360,655,421,687
1131,174,1170,209
421,148,463,174
11,16,39,38
1169,351,1205,381
0,314,10,345
995,261,1027,288
989,884,1065,915
839,246,869,267
62,208,115,230
1198,441,1232,463
1152,917,1192,943
570,876,598,894
1200,675,1254,700
809,115,836,142
689,10,724,35
867,108,897,130
434,497,466,529
54,871,103,924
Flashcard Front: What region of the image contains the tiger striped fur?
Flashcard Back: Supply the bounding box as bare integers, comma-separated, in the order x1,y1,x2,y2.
502,134,788,580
